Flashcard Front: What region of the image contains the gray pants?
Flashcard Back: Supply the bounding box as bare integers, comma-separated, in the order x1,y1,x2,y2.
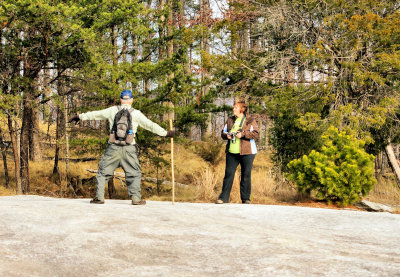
96,143,142,201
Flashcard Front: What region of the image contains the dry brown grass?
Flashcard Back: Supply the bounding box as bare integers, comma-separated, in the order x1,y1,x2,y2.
0,148,303,203
189,147,301,204
0,186,14,196
365,175,400,206
193,167,223,202
0,137,400,209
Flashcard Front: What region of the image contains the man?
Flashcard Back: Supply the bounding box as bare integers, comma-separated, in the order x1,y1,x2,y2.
68,89,175,205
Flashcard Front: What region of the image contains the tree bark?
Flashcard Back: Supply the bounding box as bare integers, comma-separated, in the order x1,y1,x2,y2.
159,0,166,59
64,95,70,178
42,67,52,141
163,0,175,122
53,105,64,176
111,25,118,68
385,144,400,187
8,114,22,194
1,150,9,188
108,178,116,199
0,127,10,188
30,96,42,161
141,0,153,93
20,92,33,193
199,0,212,139
239,26,249,52
258,120,264,149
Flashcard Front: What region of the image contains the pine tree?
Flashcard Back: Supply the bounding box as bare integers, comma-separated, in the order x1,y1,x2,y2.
287,126,376,206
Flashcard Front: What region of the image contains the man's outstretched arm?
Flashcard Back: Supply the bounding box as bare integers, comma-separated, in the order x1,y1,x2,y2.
68,107,116,124
135,110,175,137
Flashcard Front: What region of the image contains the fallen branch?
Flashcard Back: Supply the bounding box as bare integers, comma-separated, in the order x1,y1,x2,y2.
84,169,126,185
85,169,189,188
44,156,97,162
385,144,400,188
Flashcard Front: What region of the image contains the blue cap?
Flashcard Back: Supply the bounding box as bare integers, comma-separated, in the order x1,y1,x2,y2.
120,89,133,99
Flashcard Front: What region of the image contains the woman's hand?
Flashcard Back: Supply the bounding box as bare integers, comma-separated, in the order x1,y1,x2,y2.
235,131,244,138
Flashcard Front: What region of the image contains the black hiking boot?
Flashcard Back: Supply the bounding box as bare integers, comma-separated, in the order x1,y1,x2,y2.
90,198,105,204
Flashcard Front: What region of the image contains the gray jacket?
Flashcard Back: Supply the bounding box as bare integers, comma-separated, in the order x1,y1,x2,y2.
79,104,167,145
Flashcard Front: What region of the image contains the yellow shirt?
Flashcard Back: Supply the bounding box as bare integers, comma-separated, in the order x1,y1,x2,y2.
229,117,245,154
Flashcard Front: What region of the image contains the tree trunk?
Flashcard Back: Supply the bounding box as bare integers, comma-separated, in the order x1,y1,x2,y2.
142,0,153,94
199,0,212,139
375,151,384,176
378,151,385,174
46,105,54,142
1,150,9,188
162,0,175,122
287,62,295,86
159,0,166,59
0,127,10,188
122,35,128,64
167,0,174,58
42,67,52,141
8,114,22,194
64,95,70,178
108,178,116,199
258,120,264,149
111,25,118,68
265,120,269,149
53,105,64,176
385,144,400,187
20,92,33,193
249,18,260,52
30,96,42,161
238,25,249,52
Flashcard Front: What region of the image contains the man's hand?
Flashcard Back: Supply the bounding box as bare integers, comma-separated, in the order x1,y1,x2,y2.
68,114,80,125
165,130,175,137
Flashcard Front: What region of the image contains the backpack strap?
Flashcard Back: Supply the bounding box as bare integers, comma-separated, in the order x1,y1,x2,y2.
111,106,122,133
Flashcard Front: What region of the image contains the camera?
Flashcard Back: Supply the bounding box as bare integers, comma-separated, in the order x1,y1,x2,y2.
228,132,237,143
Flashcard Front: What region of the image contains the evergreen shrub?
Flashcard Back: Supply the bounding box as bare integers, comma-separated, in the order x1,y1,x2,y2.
287,126,376,205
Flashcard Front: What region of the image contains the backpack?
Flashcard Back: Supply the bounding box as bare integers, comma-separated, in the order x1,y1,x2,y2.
108,106,135,145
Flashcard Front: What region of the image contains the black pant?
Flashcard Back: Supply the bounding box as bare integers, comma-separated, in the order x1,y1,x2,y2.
218,153,256,203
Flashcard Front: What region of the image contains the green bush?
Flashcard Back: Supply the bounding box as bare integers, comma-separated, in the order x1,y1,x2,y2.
287,126,376,205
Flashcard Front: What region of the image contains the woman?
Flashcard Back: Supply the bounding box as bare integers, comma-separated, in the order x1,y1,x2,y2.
216,99,259,204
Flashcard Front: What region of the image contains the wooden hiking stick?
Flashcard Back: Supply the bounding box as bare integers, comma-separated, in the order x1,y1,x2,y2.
169,119,175,205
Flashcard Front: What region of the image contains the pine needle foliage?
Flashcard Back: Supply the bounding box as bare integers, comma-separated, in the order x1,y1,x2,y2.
287,126,376,206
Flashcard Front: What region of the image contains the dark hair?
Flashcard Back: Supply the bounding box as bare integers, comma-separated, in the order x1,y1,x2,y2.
234,98,248,114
